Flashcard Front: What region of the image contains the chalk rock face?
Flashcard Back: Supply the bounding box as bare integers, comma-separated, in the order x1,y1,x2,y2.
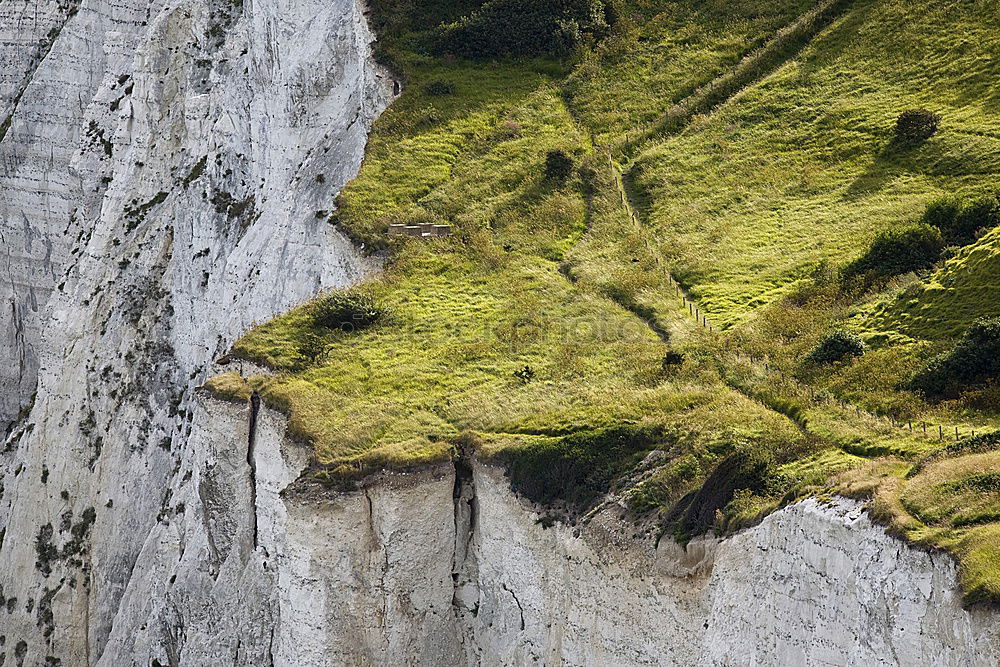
702,499,1000,666
466,467,1000,666
83,406,995,666
0,0,393,659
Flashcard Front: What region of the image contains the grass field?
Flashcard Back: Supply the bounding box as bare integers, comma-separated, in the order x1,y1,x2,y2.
211,0,1000,599
627,0,1000,329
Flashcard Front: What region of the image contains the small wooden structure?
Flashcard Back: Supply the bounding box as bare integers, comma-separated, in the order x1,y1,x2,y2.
388,223,452,238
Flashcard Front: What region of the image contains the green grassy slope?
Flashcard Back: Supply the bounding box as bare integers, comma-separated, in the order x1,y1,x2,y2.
212,0,1000,599
627,0,1000,329
859,225,1000,342
564,0,815,142
224,1,810,478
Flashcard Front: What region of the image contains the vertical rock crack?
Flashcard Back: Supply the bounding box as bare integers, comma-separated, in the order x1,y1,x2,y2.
247,391,261,550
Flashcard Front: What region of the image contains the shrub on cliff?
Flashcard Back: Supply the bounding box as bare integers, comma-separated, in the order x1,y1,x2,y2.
675,445,776,538
909,317,1000,398
433,0,613,59
806,330,866,365
499,424,665,511
842,223,944,284
312,289,386,332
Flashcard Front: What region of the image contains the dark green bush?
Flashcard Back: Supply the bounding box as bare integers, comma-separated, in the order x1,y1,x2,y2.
922,195,963,231
500,424,665,511
922,194,1000,246
807,330,866,365
677,446,776,537
909,317,1000,398
298,333,327,362
312,289,385,332
424,80,455,96
434,0,612,60
514,365,536,383
661,351,685,370
893,109,940,145
544,149,574,181
842,223,944,282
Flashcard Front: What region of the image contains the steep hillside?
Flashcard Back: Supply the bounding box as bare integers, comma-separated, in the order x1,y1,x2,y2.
860,225,1000,342
628,0,1000,328
223,0,1000,603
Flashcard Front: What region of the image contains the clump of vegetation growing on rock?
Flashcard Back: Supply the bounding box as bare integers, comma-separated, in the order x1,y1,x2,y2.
312,289,386,332
202,372,254,403
35,523,58,577
499,424,667,512
669,445,778,539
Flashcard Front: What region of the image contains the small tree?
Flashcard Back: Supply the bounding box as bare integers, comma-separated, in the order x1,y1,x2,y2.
893,109,940,145
544,149,574,181
807,330,867,365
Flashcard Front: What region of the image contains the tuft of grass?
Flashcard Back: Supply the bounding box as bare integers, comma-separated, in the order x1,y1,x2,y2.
202,372,254,403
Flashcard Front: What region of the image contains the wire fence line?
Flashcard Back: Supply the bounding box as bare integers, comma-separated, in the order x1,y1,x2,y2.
605,151,985,446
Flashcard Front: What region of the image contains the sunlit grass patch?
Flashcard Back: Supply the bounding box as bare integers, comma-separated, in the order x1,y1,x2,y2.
902,452,1000,527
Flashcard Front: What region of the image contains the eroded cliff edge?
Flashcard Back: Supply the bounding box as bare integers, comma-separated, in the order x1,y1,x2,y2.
96,396,999,665
0,0,394,659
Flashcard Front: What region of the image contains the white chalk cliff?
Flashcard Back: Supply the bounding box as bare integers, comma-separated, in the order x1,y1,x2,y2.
0,0,390,659
1,0,998,663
